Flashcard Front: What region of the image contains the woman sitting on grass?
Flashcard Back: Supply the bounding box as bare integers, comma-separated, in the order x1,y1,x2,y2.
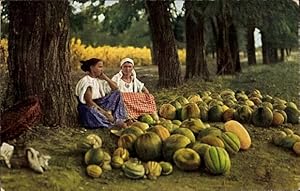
75,58,128,128
112,57,149,93
111,58,156,119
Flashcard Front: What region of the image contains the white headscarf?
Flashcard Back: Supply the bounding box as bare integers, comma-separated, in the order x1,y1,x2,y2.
112,58,143,92
120,57,134,67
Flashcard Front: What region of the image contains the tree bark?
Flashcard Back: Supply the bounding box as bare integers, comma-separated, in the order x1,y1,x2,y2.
210,18,217,60
229,23,241,73
6,1,76,127
215,0,234,75
269,48,279,63
184,1,209,80
286,48,290,56
146,1,181,88
246,25,256,65
261,31,270,64
280,48,284,62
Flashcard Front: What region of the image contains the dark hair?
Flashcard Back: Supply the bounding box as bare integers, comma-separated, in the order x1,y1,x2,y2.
80,58,103,72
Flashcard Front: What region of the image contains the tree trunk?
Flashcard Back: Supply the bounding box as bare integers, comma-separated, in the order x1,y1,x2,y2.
274,48,279,63
286,48,290,56
6,1,76,127
261,31,270,64
184,1,209,80
215,1,234,75
269,48,279,63
288,48,292,56
246,25,256,65
280,48,284,62
146,1,181,88
210,17,217,61
229,23,241,73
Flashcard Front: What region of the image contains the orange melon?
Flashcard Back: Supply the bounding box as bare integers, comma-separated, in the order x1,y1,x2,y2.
293,142,300,155
224,120,251,150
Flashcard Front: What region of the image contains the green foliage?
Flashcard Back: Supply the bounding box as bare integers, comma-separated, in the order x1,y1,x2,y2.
173,13,185,43
0,1,8,19
259,0,298,48
101,1,145,35
70,1,150,47
118,16,151,47
233,0,264,27
1,1,9,38
69,0,299,51
70,0,185,47
70,13,103,46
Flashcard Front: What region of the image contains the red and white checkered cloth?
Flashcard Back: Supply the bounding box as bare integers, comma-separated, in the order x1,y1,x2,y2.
121,92,157,119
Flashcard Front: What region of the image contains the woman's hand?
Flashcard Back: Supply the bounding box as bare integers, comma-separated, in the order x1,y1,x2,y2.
99,72,118,90
85,87,115,123
95,106,114,123
103,111,114,123
98,72,109,80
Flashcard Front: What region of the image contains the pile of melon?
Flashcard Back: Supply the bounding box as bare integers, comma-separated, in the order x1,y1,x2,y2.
76,119,250,179
272,128,300,155
158,89,299,127
76,134,112,178
76,132,173,180
76,88,299,180
113,117,251,179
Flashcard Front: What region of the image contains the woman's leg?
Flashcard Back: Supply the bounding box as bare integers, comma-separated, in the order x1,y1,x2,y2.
77,103,111,128
95,90,128,121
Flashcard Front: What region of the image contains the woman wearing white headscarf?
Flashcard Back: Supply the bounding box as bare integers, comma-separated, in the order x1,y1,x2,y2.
111,58,149,94
112,58,156,119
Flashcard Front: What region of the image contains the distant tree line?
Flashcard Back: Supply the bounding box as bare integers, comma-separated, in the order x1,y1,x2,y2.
68,0,298,82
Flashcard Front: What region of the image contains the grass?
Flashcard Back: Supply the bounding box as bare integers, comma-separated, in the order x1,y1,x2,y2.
0,53,300,191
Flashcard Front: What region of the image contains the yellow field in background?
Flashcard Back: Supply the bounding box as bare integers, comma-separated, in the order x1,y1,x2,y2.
0,39,8,70
0,38,186,70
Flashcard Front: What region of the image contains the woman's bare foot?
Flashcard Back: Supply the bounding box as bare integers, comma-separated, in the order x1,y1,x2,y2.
115,120,127,129
125,119,136,126
104,112,114,123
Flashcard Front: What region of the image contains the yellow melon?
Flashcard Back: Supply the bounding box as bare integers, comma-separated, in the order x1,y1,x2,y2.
293,142,300,156
224,120,251,150
272,111,284,126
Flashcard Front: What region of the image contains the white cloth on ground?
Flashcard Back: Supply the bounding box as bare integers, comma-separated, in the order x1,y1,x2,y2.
0,142,14,168
26,147,51,173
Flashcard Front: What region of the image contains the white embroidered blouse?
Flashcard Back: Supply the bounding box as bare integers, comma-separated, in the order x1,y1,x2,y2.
75,75,111,104
111,70,144,93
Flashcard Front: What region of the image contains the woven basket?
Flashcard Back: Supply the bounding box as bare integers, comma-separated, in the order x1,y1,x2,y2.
1,96,42,142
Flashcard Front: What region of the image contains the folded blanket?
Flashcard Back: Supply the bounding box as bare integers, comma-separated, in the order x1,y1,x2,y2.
122,92,157,119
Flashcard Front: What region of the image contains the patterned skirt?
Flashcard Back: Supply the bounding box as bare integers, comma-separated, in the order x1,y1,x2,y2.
77,90,128,129
121,92,157,119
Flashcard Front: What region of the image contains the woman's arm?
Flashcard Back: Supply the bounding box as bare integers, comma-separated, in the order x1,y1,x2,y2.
142,86,150,94
135,78,149,94
84,87,99,108
84,87,114,122
100,73,118,91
